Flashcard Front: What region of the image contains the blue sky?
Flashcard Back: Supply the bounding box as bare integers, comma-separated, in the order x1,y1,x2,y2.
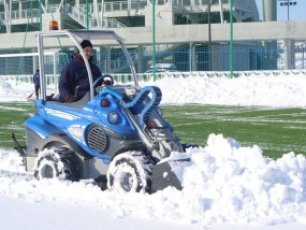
255,0,306,21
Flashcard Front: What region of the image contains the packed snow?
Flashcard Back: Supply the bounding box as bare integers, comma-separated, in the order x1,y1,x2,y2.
1,74,306,229
2,73,306,107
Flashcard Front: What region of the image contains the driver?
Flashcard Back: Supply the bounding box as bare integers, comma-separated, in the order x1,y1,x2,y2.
59,40,102,103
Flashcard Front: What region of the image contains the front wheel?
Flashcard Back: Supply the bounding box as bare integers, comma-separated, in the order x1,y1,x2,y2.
33,147,81,181
107,151,154,193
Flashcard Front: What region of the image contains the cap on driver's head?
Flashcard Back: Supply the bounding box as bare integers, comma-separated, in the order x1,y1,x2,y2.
80,40,92,49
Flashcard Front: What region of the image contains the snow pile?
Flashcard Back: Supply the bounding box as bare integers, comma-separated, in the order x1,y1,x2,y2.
0,80,31,102
180,134,306,225
0,149,25,173
0,80,13,96
1,134,306,227
142,75,306,107
2,74,306,106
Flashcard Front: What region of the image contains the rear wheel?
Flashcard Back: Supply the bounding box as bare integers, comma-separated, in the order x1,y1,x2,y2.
107,151,154,193
34,147,81,181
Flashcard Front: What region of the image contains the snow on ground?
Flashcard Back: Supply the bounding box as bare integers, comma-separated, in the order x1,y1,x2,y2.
1,74,306,229
0,81,31,102
144,74,306,107
2,74,306,107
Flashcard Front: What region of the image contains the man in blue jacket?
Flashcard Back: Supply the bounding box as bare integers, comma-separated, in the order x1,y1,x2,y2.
32,69,40,99
59,40,101,103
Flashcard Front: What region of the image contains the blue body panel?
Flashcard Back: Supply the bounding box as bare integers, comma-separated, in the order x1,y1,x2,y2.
25,114,61,139
25,86,163,164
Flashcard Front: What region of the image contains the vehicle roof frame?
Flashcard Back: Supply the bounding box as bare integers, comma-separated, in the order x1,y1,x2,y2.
37,29,138,101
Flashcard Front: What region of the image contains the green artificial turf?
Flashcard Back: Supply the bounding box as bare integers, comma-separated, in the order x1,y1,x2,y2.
0,102,35,149
162,104,306,159
1,102,306,159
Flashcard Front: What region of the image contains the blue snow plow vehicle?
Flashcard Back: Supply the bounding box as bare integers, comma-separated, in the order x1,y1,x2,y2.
15,29,189,193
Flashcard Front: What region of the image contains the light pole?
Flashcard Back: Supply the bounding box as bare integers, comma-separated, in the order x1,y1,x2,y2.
229,0,233,78
152,0,156,80
38,0,42,31
208,0,212,71
101,0,104,28
279,0,298,70
278,0,297,21
302,43,305,69
86,0,89,29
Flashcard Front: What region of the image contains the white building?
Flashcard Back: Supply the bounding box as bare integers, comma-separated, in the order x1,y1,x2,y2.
0,1,271,73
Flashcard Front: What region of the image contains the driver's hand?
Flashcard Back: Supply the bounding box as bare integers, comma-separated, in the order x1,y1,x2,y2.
103,79,112,86
65,95,77,103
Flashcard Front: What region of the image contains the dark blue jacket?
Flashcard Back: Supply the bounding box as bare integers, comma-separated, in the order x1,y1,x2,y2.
59,55,101,101
33,72,40,86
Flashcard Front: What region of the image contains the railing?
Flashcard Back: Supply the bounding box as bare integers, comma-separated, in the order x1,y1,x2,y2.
101,1,146,12
69,6,98,28
0,0,218,28
103,18,127,28
0,0,232,24
0,9,39,21
0,4,71,22
77,1,146,13
4,70,306,87
104,1,128,11
68,4,126,28
173,0,192,7
0,3,127,28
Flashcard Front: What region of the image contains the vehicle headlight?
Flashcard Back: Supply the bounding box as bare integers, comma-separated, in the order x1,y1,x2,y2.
108,112,119,124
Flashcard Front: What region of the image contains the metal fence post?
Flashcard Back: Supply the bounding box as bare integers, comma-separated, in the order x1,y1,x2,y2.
229,0,234,78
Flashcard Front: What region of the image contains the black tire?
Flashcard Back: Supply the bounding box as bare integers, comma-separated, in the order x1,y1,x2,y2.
107,151,154,193
34,147,81,181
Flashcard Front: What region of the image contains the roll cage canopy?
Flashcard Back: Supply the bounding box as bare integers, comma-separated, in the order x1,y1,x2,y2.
37,29,138,101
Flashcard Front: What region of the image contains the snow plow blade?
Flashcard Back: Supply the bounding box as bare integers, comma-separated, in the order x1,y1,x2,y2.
150,158,190,193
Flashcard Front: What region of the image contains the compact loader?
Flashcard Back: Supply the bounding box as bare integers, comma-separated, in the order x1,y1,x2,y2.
13,29,191,193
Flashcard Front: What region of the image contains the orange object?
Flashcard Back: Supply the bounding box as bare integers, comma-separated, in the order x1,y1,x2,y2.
100,99,110,107
49,20,59,30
